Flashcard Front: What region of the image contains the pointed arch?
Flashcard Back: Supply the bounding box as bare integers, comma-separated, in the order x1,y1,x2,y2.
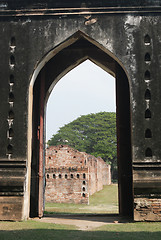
144,70,151,81
145,148,152,157
145,109,151,119
27,30,133,219
144,34,151,45
145,129,152,138
145,89,151,100
144,53,151,63
29,31,131,89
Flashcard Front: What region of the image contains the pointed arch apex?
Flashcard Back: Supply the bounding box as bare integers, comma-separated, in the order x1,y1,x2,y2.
29,28,130,89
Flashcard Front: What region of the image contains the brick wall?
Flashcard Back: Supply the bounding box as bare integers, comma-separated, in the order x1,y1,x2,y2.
45,145,111,204
134,197,161,221
46,167,89,204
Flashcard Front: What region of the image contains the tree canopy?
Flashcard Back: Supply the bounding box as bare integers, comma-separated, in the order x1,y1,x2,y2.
48,112,117,179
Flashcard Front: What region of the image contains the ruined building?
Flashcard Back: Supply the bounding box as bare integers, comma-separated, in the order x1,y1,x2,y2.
45,145,111,204
1,0,161,221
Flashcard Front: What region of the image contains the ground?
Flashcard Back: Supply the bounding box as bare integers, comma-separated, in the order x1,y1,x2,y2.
45,184,118,214
42,184,119,230
35,214,126,231
1,184,161,239
1,220,161,240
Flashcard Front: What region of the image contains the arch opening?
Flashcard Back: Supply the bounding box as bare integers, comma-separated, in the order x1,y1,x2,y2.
145,148,152,158
29,31,133,219
145,109,151,119
145,129,152,138
145,89,151,100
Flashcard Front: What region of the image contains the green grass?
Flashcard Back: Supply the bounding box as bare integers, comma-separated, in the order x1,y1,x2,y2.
1,221,161,240
90,184,118,206
2,184,161,239
45,184,119,214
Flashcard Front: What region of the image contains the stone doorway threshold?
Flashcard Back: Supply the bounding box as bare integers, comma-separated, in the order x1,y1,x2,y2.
34,214,131,231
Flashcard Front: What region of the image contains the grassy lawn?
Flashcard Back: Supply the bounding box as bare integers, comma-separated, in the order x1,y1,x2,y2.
45,184,119,214
1,220,161,240
1,184,161,239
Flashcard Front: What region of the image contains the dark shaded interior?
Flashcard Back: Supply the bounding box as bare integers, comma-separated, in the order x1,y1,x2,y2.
30,35,133,218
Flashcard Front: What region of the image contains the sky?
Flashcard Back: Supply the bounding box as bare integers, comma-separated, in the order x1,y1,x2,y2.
46,60,116,141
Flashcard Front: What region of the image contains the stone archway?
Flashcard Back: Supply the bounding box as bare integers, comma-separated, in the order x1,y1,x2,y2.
29,31,133,219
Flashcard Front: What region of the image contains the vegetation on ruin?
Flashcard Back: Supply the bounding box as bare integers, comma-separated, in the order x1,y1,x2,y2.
45,184,118,214
48,112,117,179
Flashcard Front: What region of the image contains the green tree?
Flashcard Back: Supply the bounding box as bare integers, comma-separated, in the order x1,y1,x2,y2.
48,112,117,180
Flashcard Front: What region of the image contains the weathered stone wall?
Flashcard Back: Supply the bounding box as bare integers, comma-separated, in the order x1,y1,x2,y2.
45,145,111,204
0,0,161,221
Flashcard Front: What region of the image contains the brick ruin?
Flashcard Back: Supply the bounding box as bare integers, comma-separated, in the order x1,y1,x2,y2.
1,0,161,221
45,145,111,204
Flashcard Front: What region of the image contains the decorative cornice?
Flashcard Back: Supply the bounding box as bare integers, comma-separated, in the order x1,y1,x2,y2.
0,6,161,17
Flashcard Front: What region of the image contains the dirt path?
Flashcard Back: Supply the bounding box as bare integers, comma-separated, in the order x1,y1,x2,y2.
35,214,128,231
